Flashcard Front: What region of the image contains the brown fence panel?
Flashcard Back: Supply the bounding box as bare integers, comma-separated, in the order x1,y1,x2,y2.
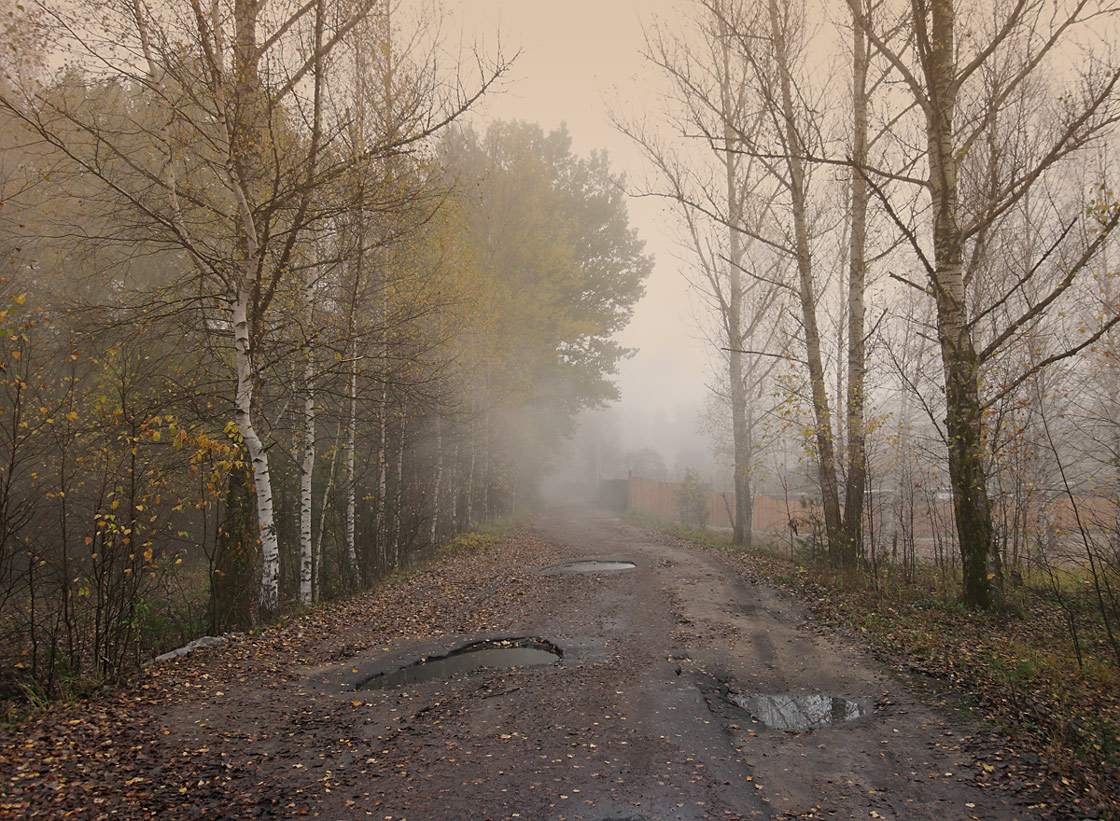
625,476,822,533
622,477,1117,564
628,476,677,521
707,492,733,528
627,475,793,530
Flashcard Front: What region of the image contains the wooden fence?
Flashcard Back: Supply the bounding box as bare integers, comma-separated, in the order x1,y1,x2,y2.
624,475,806,531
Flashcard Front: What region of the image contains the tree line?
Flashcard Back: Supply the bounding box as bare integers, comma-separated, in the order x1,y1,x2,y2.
0,0,650,701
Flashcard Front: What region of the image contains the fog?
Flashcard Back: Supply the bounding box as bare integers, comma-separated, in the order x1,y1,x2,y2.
5,0,1118,696
447,0,718,483
4,8,1119,806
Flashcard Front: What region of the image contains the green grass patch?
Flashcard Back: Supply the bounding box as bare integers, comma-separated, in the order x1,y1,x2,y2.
440,514,526,556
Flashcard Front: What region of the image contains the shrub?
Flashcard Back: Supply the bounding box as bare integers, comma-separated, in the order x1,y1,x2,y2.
675,469,711,528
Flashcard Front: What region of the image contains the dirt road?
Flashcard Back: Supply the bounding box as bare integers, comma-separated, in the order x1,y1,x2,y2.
2,508,1039,819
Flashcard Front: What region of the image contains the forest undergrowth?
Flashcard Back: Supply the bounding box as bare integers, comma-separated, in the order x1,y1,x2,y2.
0,516,524,727
634,513,1120,818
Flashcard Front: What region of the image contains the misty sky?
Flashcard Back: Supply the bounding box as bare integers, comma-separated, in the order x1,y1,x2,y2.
446,0,712,422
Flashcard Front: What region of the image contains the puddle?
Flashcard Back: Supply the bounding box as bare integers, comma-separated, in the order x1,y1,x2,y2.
357,638,560,690
539,560,636,574
730,692,866,730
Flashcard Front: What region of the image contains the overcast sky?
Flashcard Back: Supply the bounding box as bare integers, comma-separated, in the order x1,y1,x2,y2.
444,0,713,423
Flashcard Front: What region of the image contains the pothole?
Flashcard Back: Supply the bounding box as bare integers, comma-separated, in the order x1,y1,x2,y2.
538,559,636,574
356,638,561,690
730,692,866,730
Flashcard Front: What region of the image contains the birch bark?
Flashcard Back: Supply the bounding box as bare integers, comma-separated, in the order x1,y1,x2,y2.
228,0,281,617
345,353,361,585
298,296,315,606
431,415,443,548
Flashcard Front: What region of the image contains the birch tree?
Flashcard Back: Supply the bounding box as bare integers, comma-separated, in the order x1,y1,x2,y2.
3,0,508,617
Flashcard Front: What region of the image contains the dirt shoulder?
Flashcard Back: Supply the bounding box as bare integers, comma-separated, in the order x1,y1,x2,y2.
0,508,1059,819
682,528,1119,820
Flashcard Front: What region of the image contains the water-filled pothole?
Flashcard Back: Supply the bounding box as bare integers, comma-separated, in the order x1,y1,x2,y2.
357,638,560,690
730,692,866,730
539,560,636,574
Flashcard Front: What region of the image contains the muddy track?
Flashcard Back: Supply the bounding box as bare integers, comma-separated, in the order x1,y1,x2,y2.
1,507,1039,819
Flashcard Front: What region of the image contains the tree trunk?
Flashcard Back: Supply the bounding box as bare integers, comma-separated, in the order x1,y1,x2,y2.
925,0,995,608
393,421,405,567
466,431,477,529
312,434,341,602
742,399,757,546
298,1,325,607
718,9,753,549
431,415,443,548
939,305,996,608
227,0,281,619
450,441,460,531
345,354,361,587
482,410,492,519
768,0,844,560
298,325,315,606
841,0,871,569
232,286,280,618
376,380,389,568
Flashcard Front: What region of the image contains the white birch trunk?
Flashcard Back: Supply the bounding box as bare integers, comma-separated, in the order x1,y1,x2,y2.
298,0,326,606
450,441,460,531
345,354,361,586
392,422,405,567
376,381,388,566
312,438,341,602
298,322,315,605
232,286,280,617
430,415,442,548
466,433,477,529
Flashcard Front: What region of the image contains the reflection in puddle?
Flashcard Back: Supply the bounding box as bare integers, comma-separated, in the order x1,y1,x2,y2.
730,692,866,730
357,639,560,690
540,560,636,574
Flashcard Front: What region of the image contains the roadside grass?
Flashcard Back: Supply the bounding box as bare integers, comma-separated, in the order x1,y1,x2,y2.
440,514,525,557
631,511,1120,818
624,511,735,551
